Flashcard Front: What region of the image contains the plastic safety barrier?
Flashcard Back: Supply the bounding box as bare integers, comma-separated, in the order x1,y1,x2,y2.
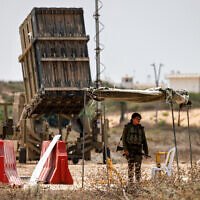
38,140,73,184
29,135,61,185
0,140,23,187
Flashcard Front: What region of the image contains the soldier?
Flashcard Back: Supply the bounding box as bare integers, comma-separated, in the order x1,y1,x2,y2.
122,113,148,183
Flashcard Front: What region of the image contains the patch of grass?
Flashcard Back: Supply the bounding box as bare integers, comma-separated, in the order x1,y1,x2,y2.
158,119,167,127
162,111,169,117
0,105,13,122
150,129,161,134
109,127,121,135
0,107,4,122
132,104,140,112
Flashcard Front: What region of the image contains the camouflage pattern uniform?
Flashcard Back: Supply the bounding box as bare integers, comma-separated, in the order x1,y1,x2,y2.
122,122,148,182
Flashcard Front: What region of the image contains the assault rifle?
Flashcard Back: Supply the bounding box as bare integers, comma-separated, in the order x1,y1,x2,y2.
116,144,151,158
127,151,151,158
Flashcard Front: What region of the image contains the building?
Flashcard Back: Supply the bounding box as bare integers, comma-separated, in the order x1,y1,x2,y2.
165,73,200,93
121,76,133,89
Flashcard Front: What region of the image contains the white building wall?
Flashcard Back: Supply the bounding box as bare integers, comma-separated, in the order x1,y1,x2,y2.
121,77,133,89
167,78,200,92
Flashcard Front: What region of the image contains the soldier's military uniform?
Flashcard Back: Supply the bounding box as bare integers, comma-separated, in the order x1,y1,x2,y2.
122,122,148,182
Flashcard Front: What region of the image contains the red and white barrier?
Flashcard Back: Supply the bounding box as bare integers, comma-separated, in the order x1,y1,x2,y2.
0,140,23,187
35,139,73,184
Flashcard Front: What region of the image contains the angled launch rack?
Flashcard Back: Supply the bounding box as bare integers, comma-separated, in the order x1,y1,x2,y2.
17,8,93,161
18,8,91,118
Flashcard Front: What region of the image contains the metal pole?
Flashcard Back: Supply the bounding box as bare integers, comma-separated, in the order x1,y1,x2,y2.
95,0,101,113
95,0,100,89
154,64,158,125
94,0,102,156
151,63,158,124
187,106,193,167
58,114,62,139
103,101,110,188
155,103,158,124
177,106,181,127
82,91,86,188
170,103,179,174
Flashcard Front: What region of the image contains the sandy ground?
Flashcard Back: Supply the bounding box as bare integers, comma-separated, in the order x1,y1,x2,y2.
15,108,200,190
107,108,200,128
17,159,193,191
16,161,161,189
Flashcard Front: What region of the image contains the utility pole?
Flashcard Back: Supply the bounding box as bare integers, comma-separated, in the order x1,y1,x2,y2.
94,0,110,163
95,0,101,90
151,63,163,124
95,0,101,129
93,0,102,145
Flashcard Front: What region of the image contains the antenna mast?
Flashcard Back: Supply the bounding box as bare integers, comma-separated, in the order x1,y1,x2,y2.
95,0,101,89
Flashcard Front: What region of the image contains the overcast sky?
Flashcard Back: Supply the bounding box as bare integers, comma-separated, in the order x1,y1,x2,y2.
1,0,200,84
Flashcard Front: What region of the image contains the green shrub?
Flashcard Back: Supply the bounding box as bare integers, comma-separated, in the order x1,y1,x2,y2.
1,93,9,101
162,111,169,117
189,92,200,107
158,119,167,127
0,105,12,122
150,129,160,134
132,104,140,112
0,107,4,122
2,94,14,103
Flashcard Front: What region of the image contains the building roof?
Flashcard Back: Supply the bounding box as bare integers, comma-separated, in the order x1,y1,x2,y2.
165,73,200,79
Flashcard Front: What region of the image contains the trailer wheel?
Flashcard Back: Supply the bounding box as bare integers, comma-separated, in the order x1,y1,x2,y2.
72,158,79,164
19,147,26,163
95,148,102,153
